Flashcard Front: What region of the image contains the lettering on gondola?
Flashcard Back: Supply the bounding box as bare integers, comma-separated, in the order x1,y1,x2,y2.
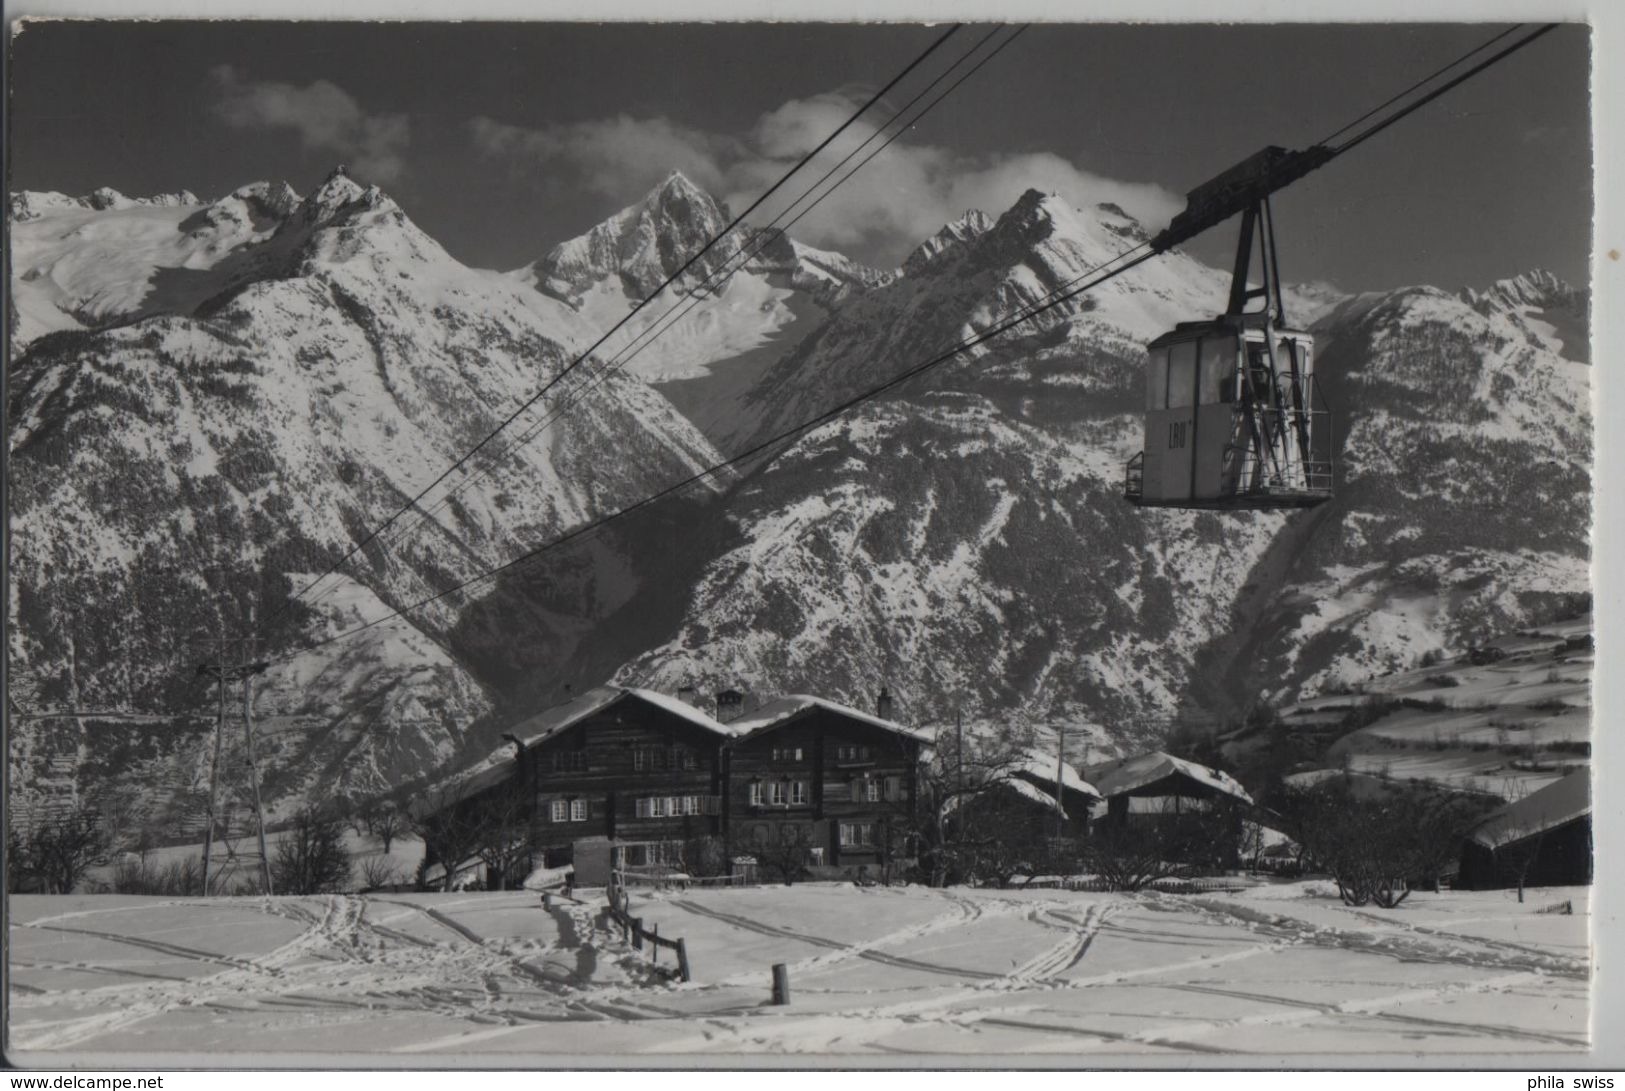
1167,421,1189,450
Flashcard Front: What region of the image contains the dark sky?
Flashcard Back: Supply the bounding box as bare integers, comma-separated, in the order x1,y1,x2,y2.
7,21,1592,292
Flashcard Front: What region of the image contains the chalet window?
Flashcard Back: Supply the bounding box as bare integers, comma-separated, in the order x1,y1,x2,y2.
884,776,902,802
570,799,587,822
839,823,875,847
865,779,880,803
791,781,807,806
651,797,668,818
749,781,764,806
769,781,787,806
633,749,645,772
550,800,568,823
680,795,697,816
809,847,826,866
635,798,649,818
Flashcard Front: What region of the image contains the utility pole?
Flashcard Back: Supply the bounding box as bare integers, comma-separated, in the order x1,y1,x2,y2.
199,619,227,896
195,615,273,896
240,619,273,895
1053,723,1066,841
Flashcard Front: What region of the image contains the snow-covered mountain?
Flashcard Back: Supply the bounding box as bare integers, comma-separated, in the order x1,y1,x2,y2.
7,168,1590,834
603,189,1591,754
508,172,891,446
7,169,725,824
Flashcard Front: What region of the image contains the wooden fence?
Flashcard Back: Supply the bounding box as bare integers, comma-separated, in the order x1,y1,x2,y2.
611,868,750,891
606,884,692,982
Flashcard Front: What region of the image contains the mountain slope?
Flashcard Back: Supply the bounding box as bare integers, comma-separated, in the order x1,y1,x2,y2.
605,190,1591,753
7,170,727,821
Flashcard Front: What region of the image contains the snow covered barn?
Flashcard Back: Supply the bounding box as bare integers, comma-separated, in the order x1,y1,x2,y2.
726,693,929,875
949,750,1101,840
1084,750,1253,825
1457,768,1592,891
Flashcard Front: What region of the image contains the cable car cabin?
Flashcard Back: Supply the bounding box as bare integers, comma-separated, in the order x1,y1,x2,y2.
1125,316,1331,509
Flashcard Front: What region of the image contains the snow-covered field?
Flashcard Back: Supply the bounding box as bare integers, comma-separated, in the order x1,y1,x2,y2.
8,880,1589,1060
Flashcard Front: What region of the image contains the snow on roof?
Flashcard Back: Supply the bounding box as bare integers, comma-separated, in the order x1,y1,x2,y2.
1468,768,1591,850
1084,751,1253,805
1009,747,1100,799
727,694,934,744
942,775,1065,819
451,685,731,798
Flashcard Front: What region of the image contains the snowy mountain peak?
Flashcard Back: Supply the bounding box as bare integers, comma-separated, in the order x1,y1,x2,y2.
1464,268,1584,313
903,209,996,276
298,169,374,221
9,187,202,221
525,172,738,306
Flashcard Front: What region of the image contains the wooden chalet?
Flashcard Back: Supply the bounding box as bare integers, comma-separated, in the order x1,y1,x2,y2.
1457,768,1592,891
725,692,929,873
1084,750,1252,826
451,685,734,884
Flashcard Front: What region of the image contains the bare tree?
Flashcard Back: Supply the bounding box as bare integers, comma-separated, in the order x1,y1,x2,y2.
271,807,352,895
1279,776,1499,908
469,785,533,891
372,805,403,855
410,786,485,890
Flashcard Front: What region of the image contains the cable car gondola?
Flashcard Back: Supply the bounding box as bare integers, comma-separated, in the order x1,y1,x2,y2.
1125,146,1334,511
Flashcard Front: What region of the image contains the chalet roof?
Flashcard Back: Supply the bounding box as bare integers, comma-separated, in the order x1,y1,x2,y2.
450,685,732,798
1084,751,1253,805
943,775,1066,819
727,693,934,745
1009,748,1100,800
1468,768,1591,851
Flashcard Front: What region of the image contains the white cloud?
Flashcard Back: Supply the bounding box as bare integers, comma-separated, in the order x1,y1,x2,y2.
470,91,1182,264
209,66,411,184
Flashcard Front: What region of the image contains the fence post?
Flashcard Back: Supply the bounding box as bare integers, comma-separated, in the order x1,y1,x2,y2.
633,917,644,950
651,922,660,964
771,962,790,1005
677,938,692,983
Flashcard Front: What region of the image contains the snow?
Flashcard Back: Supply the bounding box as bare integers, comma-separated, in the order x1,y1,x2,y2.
1084,751,1253,805
454,686,732,798
7,881,1588,1059
726,693,934,744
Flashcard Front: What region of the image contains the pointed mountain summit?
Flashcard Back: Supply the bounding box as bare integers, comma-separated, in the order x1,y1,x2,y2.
523,170,741,306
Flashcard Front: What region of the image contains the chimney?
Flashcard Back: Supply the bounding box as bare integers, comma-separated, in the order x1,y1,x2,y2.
876,687,894,721
716,688,744,724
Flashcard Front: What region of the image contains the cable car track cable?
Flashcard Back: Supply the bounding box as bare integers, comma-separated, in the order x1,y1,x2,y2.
339,25,1018,559
281,25,1020,624
261,23,965,628
255,19,1559,667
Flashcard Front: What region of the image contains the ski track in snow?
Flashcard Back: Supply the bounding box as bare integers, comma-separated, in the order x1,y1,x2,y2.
7,885,1588,1056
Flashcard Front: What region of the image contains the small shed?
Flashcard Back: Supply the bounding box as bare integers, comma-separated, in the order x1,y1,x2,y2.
1084,750,1253,825
1457,769,1592,891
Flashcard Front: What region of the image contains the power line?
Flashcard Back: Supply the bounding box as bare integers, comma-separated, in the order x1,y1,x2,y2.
291,25,1020,610
265,23,965,630
259,19,1557,668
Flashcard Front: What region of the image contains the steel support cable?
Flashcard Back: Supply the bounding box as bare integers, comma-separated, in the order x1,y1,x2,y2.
258,18,1558,667
263,241,1158,667
1326,24,1557,157
264,23,964,626
320,25,1021,586
1314,23,1525,148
